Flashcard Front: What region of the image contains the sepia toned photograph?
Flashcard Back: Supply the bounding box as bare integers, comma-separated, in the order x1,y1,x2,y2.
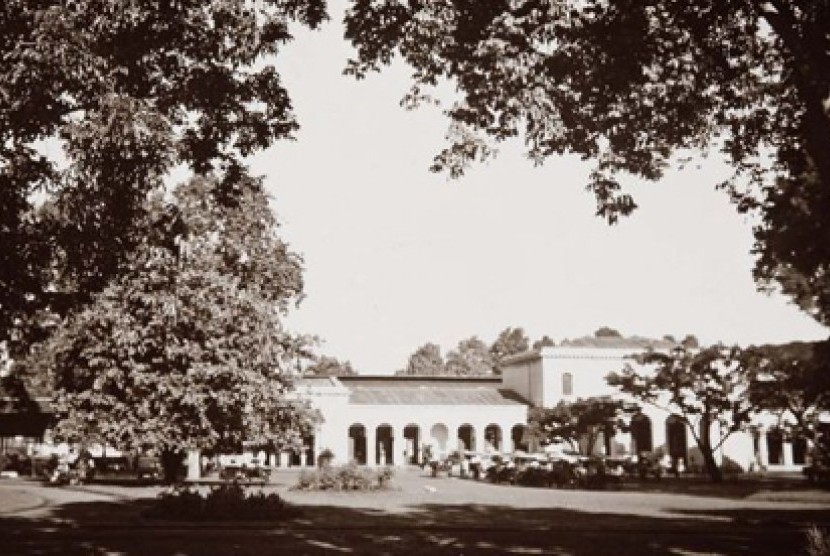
1,1,829,554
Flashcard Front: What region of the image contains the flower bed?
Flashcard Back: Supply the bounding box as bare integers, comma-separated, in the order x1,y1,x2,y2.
293,463,394,491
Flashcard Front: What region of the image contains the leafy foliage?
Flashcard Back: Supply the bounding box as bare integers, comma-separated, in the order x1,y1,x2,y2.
532,335,557,350
0,0,328,356
607,345,753,481
31,176,315,459
148,482,300,521
344,0,830,324
397,342,445,376
527,397,636,456
445,336,494,376
740,340,830,436
490,326,530,372
293,463,394,491
594,327,623,338
304,355,357,377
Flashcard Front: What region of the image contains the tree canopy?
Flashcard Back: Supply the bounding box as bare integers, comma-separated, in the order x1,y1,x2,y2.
397,342,446,376
344,0,830,325
490,326,530,372
445,336,495,376
607,345,753,481
304,355,358,377
29,176,315,460
740,340,830,435
1,0,328,357
527,396,635,456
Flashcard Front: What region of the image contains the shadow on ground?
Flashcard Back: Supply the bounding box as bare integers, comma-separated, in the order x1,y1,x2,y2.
1,493,829,555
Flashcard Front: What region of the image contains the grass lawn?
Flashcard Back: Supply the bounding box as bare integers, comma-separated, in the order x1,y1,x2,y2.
1,468,828,555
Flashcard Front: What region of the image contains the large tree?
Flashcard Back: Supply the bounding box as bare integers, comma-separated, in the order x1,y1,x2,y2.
344,0,830,325
0,0,327,357
607,345,754,481
490,326,530,373
30,176,314,481
528,396,635,456
740,340,830,437
304,355,358,377
445,336,495,376
397,342,446,375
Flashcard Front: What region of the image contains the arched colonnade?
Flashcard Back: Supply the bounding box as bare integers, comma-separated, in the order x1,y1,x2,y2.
347,421,530,466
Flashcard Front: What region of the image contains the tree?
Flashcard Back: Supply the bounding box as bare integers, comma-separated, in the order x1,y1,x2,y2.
741,341,830,437
681,334,701,349
527,397,635,456
1,0,327,357
532,335,557,350
490,326,530,372
29,176,315,481
445,336,494,376
344,1,830,325
397,342,446,376
607,345,754,482
594,327,623,338
305,355,358,377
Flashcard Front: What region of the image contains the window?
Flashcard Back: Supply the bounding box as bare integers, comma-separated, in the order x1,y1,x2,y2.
562,372,573,396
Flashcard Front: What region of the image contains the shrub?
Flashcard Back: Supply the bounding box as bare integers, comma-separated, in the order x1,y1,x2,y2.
720,457,745,476
515,467,550,487
292,463,395,491
147,481,300,521
806,526,830,556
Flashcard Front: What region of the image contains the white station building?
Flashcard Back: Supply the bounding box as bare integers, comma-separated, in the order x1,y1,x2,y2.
285,343,812,473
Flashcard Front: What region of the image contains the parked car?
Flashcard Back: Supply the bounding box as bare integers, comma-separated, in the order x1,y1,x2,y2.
87,455,162,484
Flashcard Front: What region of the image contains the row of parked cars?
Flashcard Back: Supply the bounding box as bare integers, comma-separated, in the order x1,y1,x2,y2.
44,454,164,485
430,448,668,489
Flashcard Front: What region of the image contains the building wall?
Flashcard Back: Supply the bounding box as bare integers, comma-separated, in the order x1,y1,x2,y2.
501,346,806,472
311,400,527,466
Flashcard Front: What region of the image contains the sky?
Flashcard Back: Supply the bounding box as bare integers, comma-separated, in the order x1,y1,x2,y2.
247,2,829,375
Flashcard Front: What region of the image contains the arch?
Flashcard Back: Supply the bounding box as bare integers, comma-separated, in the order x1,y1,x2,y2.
403,424,421,465
793,434,808,465
630,413,653,454
376,424,394,466
289,436,312,467
457,424,475,452
430,423,449,456
511,424,528,452
348,423,367,465
484,424,502,452
665,415,687,469
767,428,784,465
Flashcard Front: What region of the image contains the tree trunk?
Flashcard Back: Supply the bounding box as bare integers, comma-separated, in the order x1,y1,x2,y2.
160,449,185,484
699,415,722,483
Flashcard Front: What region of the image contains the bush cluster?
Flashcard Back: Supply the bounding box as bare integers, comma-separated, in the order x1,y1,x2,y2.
147,481,300,521
293,463,394,491
487,460,625,490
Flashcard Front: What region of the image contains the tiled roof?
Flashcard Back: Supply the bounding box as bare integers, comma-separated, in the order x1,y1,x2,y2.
344,380,527,406
558,335,677,350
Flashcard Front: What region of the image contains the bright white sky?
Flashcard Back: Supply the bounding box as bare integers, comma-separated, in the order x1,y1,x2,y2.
250,2,828,374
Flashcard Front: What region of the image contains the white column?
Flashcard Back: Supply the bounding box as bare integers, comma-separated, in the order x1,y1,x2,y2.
186,449,201,481
502,424,513,453
367,426,377,467
475,425,487,454
758,429,769,468
783,440,794,467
